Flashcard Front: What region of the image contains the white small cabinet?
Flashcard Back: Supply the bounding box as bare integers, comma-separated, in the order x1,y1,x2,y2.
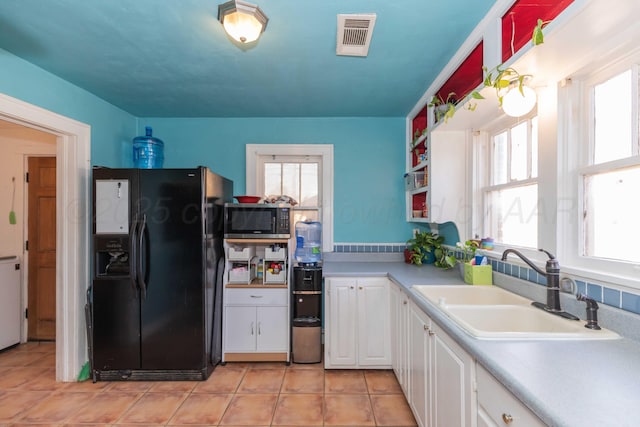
390,282,410,394
405,299,475,427
224,305,289,353
476,364,545,427
325,277,391,369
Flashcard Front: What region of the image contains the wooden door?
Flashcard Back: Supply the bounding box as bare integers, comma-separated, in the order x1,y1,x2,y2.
27,157,56,341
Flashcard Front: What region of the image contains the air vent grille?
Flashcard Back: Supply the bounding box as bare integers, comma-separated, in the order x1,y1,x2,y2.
336,14,377,57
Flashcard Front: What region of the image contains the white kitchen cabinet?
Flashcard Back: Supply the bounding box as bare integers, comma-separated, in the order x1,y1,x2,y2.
431,321,476,427
405,299,475,427
476,364,545,427
325,277,391,369
390,281,410,394
222,286,289,362
408,300,432,427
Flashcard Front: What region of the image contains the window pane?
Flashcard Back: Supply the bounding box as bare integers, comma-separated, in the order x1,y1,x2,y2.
593,70,633,164
300,163,319,207
264,163,282,195
487,184,538,248
493,131,508,185
510,122,528,181
293,210,319,224
584,166,640,262
281,163,300,200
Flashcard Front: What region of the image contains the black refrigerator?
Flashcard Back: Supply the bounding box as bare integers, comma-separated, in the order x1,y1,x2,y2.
90,166,232,381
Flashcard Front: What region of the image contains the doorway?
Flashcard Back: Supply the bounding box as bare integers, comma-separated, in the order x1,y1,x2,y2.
0,93,91,381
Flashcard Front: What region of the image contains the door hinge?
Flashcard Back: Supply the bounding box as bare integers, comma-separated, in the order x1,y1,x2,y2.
15,263,20,270
25,308,28,319
25,172,29,183
25,240,28,251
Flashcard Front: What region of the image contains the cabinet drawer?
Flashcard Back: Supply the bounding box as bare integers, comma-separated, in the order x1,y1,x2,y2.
225,288,288,305
476,365,545,427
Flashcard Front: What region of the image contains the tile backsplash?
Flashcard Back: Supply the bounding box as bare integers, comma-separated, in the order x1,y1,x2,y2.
333,242,640,317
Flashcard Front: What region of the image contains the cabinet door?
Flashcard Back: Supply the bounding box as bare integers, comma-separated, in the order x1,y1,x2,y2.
256,306,289,352
390,283,400,376
224,306,257,352
357,278,391,366
409,301,431,427
327,278,357,367
398,287,410,393
431,323,475,427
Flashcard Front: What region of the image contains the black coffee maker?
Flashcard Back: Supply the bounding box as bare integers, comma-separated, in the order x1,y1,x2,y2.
291,265,322,363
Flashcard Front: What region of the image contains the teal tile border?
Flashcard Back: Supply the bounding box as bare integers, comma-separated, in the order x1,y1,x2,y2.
333,243,406,253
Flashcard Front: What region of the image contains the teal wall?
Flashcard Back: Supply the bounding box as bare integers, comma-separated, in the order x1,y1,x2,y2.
0,48,414,243
0,48,136,166
139,117,413,243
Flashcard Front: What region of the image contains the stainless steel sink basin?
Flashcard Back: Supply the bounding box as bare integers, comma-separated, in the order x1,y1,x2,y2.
412,285,531,306
411,285,620,340
445,305,619,340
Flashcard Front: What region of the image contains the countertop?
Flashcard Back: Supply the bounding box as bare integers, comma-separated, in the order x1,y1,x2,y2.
323,258,640,427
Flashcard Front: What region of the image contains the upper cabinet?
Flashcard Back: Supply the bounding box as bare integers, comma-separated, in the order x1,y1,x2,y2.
405,0,577,225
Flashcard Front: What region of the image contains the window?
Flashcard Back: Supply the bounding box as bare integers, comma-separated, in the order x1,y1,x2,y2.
246,144,334,252
260,156,321,225
580,68,640,264
484,117,539,248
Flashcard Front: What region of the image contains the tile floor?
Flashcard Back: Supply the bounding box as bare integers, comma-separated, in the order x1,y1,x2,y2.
0,342,417,426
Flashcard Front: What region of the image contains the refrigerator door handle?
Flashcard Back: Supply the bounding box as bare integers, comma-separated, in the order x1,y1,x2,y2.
138,213,147,300
130,213,139,293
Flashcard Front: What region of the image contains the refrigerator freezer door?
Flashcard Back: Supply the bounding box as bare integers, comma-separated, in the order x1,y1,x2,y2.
92,279,141,371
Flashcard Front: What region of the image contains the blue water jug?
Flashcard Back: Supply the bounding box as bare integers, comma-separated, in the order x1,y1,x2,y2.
133,126,164,168
295,220,322,264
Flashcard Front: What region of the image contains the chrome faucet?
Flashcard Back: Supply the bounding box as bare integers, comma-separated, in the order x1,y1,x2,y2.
501,248,579,320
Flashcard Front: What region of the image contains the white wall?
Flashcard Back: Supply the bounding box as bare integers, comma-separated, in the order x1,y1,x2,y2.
0,120,56,259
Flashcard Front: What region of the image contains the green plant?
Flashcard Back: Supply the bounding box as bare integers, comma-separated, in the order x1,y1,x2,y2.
532,19,551,46
434,246,457,269
470,64,532,109
428,92,457,123
456,240,480,263
406,230,456,268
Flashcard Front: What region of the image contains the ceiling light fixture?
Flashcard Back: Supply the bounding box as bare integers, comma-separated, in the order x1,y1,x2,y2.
218,0,268,44
501,80,537,117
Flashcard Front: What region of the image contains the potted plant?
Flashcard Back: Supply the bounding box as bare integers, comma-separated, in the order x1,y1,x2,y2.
428,92,457,123
405,230,456,268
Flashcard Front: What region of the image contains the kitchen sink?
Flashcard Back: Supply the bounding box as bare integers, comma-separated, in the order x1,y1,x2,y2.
412,285,620,340
445,305,620,340
412,285,531,306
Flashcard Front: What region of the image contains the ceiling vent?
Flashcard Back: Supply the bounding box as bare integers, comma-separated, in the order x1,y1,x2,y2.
336,13,377,57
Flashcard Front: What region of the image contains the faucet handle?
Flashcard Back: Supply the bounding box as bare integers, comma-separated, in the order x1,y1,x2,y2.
538,249,556,259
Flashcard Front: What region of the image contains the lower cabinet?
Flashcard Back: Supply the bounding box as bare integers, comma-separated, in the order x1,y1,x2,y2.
222,288,289,362
325,277,391,369
390,281,410,394
476,364,545,427
406,299,475,427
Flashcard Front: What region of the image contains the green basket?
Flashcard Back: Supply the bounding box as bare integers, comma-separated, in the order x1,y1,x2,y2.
463,263,493,286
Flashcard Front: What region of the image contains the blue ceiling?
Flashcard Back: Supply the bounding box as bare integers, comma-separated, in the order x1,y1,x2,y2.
0,0,494,117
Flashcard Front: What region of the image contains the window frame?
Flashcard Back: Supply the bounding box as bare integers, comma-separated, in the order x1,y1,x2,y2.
558,52,640,288
481,114,540,250
246,144,334,252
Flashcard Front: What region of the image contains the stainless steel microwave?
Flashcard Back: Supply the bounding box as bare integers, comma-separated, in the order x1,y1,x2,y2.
224,203,292,239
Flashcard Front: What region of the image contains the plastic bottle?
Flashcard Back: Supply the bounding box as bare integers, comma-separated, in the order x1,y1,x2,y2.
133,126,164,168
295,220,322,264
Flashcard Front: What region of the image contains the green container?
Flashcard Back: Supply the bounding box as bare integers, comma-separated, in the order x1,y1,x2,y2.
464,263,493,286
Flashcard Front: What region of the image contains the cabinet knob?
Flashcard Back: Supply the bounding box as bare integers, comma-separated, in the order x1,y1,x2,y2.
403,300,408,305
502,413,514,424
350,286,354,289
428,330,435,336
423,325,429,331
359,286,363,290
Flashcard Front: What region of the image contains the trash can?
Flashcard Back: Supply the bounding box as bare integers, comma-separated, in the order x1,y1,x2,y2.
292,317,321,364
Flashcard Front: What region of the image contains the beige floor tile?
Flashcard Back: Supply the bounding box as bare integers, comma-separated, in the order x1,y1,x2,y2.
219,393,278,425
19,391,97,423
323,394,375,426
18,368,69,392
117,391,188,424
0,390,51,423
370,394,417,426
0,350,50,367
281,369,324,393
364,370,403,394
272,393,323,426
64,379,113,392
0,367,43,390
168,393,232,425
26,352,57,368
324,370,368,394
247,362,289,370
148,381,196,393
107,381,155,393
65,391,141,424
193,365,246,393
237,368,284,393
